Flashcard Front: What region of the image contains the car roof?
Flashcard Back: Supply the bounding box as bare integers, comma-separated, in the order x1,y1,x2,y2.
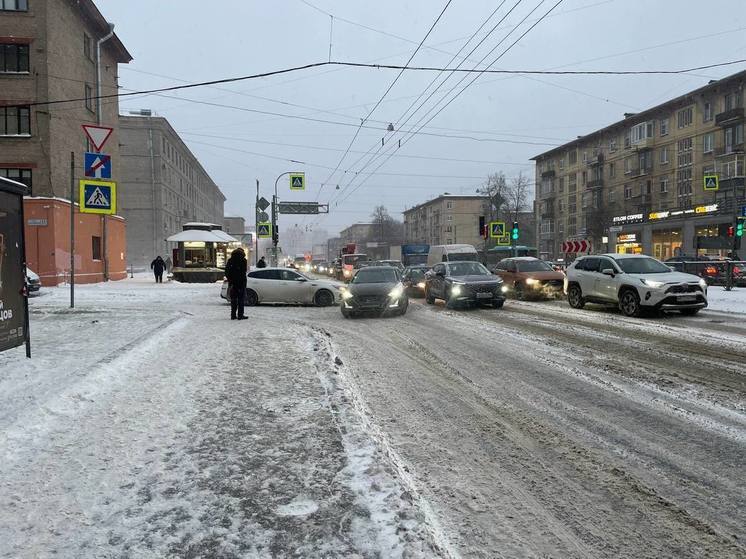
503,257,541,261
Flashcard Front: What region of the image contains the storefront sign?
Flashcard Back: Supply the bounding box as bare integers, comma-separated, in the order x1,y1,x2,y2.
618,233,637,242
649,204,719,221
612,213,643,225
649,211,670,220
695,204,718,214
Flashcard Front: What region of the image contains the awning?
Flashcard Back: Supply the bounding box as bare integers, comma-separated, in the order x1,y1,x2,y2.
166,229,239,243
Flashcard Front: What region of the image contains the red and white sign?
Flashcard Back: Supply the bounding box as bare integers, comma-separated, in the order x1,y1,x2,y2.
82,125,113,152
562,239,591,253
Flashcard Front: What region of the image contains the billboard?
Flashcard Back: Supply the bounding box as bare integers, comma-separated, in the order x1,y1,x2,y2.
0,180,30,355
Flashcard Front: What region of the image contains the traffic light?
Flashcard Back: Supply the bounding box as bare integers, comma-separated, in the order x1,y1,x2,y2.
511,221,519,241
737,217,746,238
727,225,735,237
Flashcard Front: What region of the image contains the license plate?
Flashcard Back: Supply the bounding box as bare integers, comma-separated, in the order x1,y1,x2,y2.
476,292,493,299
678,295,696,302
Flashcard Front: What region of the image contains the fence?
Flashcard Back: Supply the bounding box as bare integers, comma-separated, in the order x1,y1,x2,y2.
669,260,746,291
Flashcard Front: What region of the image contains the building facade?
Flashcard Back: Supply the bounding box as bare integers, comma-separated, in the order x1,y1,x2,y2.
533,70,745,261
118,115,226,267
403,194,489,248
339,223,375,247
1,0,132,284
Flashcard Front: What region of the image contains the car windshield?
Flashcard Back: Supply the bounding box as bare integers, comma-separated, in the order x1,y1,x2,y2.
616,257,671,274
447,262,490,276
352,268,399,284
517,260,554,272
406,268,426,279
448,252,478,262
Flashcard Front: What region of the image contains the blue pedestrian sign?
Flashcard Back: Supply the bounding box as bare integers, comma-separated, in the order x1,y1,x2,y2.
79,179,116,214
741,206,746,217
84,152,112,179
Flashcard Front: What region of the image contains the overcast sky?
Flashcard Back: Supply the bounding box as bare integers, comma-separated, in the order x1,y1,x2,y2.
97,0,746,239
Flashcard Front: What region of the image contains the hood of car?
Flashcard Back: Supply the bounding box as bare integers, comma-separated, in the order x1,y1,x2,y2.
516,271,565,280
308,279,342,289
448,274,501,284
630,271,703,284
348,282,398,296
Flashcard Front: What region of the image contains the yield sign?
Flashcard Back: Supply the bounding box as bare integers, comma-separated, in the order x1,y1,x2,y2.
82,124,113,152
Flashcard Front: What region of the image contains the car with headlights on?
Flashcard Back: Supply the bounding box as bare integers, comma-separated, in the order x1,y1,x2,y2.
401,265,430,297
565,254,707,317
340,266,407,318
221,267,344,306
425,261,506,309
493,257,565,300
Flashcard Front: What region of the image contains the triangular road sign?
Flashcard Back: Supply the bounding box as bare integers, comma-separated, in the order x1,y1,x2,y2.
292,177,302,187
82,124,113,151
289,173,305,190
257,222,272,238
86,186,110,207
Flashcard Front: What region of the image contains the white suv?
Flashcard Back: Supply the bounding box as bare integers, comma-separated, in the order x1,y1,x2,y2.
564,254,708,317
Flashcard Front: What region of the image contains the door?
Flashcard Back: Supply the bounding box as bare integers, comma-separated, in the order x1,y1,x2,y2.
594,257,618,301
280,269,312,302
503,259,517,286
430,263,447,298
248,269,282,301
576,257,600,297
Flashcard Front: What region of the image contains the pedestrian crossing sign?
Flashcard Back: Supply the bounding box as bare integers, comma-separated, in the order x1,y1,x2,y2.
496,235,511,246
79,179,116,214
489,221,506,238
703,175,718,191
289,173,305,191
257,222,272,238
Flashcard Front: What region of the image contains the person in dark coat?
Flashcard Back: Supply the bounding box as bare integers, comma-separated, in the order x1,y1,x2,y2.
225,248,248,320
150,256,166,283
256,256,267,268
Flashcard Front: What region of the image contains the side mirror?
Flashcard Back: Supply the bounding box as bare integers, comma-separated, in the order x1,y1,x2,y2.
668,266,676,272
602,268,615,277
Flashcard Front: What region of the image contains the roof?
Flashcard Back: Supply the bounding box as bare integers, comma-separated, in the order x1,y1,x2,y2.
78,0,132,63
166,230,238,243
532,68,746,161
403,194,488,214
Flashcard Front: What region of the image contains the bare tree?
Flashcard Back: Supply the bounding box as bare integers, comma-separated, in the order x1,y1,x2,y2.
370,205,404,245
477,172,508,220
505,172,532,223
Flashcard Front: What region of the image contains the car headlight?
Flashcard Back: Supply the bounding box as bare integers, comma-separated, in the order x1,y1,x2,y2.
417,282,426,289
451,283,463,296
501,285,508,293
525,278,538,286
640,279,664,288
699,278,707,288
388,284,404,298
343,269,352,277
342,290,354,300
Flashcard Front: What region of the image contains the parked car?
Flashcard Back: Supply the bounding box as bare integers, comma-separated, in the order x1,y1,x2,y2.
664,255,722,284
493,257,565,300
401,265,430,297
565,254,707,317
341,266,407,318
425,261,506,309
427,244,479,267
25,268,41,295
220,267,344,306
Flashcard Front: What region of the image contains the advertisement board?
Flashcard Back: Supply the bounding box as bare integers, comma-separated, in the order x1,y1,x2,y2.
0,180,30,355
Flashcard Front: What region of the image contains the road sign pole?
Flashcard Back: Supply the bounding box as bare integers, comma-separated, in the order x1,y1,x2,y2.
255,179,260,266
69,152,75,309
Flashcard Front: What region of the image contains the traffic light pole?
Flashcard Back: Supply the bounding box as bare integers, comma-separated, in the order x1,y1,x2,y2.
272,172,291,266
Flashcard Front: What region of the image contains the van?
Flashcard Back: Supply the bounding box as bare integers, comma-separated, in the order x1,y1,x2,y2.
427,244,479,267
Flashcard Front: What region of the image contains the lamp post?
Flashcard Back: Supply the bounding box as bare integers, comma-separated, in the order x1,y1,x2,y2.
272,171,292,266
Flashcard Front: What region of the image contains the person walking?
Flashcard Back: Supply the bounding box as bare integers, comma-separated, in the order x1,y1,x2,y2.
150,256,166,283
256,256,267,269
225,247,248,320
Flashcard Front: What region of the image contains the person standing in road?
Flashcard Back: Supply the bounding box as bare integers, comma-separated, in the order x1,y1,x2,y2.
256,256,267,269
150,256,166,283
225,247,248,320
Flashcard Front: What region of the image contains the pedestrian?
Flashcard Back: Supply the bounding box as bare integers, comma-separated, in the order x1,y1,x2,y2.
164,256,173,274
256,256,267,268
225,247,248,320
150,255,166,283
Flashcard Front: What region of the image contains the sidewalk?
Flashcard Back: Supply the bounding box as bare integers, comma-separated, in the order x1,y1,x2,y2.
0,279,435,558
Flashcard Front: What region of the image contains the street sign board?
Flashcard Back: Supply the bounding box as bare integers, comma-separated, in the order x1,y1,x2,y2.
84,152,112,179
257,222,272,238
562,239,591,253
278,201,329,214
81,124,113,152
257,197,270,211
740,205,746,217
79,179,116,214
258,211,269,222
496,235,511,246
703,175,719,191
289,173,305,191
489,221,506,238
608,225,623,233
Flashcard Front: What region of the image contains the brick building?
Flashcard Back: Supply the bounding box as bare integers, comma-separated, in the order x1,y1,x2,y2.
1,0,132,284
403,194,489,248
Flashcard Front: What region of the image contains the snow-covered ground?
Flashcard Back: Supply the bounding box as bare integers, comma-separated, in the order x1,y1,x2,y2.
705,285,746,314
0,276,437,558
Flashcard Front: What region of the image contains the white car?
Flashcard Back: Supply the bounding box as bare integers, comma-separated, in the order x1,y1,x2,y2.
26,268,41,295
220,267,344,306
564,253,707,317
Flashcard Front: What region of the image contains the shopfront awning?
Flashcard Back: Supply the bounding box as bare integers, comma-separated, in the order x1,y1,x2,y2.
166,230,239,243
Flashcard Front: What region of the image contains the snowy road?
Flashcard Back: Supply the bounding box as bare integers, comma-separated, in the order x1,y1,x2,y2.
1,278,745,558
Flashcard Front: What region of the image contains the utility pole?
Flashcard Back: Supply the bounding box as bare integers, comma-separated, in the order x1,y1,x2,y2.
96,24,115,281
69,152,75,308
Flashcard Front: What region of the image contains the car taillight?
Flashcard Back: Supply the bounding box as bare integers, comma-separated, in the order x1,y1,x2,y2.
704,266,717,275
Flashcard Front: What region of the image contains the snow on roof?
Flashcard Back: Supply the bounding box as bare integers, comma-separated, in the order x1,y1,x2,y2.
166,230,238,243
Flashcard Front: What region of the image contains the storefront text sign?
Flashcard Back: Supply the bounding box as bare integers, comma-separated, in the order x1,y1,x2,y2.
612,213,643,225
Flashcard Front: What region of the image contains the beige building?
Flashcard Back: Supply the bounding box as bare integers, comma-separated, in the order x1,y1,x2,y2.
533,70,745,260
403,194,489,247
339,223,375,247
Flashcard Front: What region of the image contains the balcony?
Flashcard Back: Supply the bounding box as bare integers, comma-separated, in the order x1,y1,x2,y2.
715,107,744,127
586,178,604,189
586,153,604,166
540,190,556,200
715,143,745,157
541,206,555,219
628,166,652,177
541,169,555,178
632,137,654,151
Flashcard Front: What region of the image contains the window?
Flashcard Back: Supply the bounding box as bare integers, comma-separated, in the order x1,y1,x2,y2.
659,146,669,164
609,162,615,178
0,43,29,73
83,33,92,60
630,121,654,144
92,236,102,261
249,269,281,280
677,168,693,198
624,184,633,199
568,173,577,191
660,118,669,136
85,84,94,112
608,189,615,203
447,214,453,221
582,151,587,163
558,177,564,193
0,168,31,192
280,270,304,281
703,133,714,153
724,92,741,111
677,137,693,168
624,157,632,174
677,106,693,128
645,180,652,196
1,0,28,10
703,101,713,122
0,106,30,136
558,199,564,212
724,123,744,152
445,200,453,209
609,138,617,152
660,177,669,193
558,157,564,170
568,150,577,165
581,170,587,186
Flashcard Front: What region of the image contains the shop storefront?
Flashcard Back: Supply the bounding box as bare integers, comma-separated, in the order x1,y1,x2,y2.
651,229,682,261
615,232,643,254
695,223,734,258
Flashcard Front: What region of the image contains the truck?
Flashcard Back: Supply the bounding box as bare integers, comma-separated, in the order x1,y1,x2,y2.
400,244,429,267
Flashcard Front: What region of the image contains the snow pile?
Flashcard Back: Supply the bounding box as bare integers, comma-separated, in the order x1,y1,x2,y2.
706,286,746,314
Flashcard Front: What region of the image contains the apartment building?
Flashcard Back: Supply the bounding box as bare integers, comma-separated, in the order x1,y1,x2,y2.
118,114,226,268
1,0,132,284
403,194,489,248
339,223,376,247
533,70,745,261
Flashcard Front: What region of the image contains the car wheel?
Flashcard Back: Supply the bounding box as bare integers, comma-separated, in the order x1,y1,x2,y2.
314,289,335,307
398,301,409,316
492,299,504,309
680,308,700,316
515,282,525,301
425,286,435,304
619,289,642,317
567,284,585,309
245,289,259,306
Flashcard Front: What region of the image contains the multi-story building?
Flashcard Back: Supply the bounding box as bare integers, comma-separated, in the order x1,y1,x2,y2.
339,223,375,247
119,114,226,267
2,0,132,284
223,216,245,236
533,70,745,260
403,194,489,247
